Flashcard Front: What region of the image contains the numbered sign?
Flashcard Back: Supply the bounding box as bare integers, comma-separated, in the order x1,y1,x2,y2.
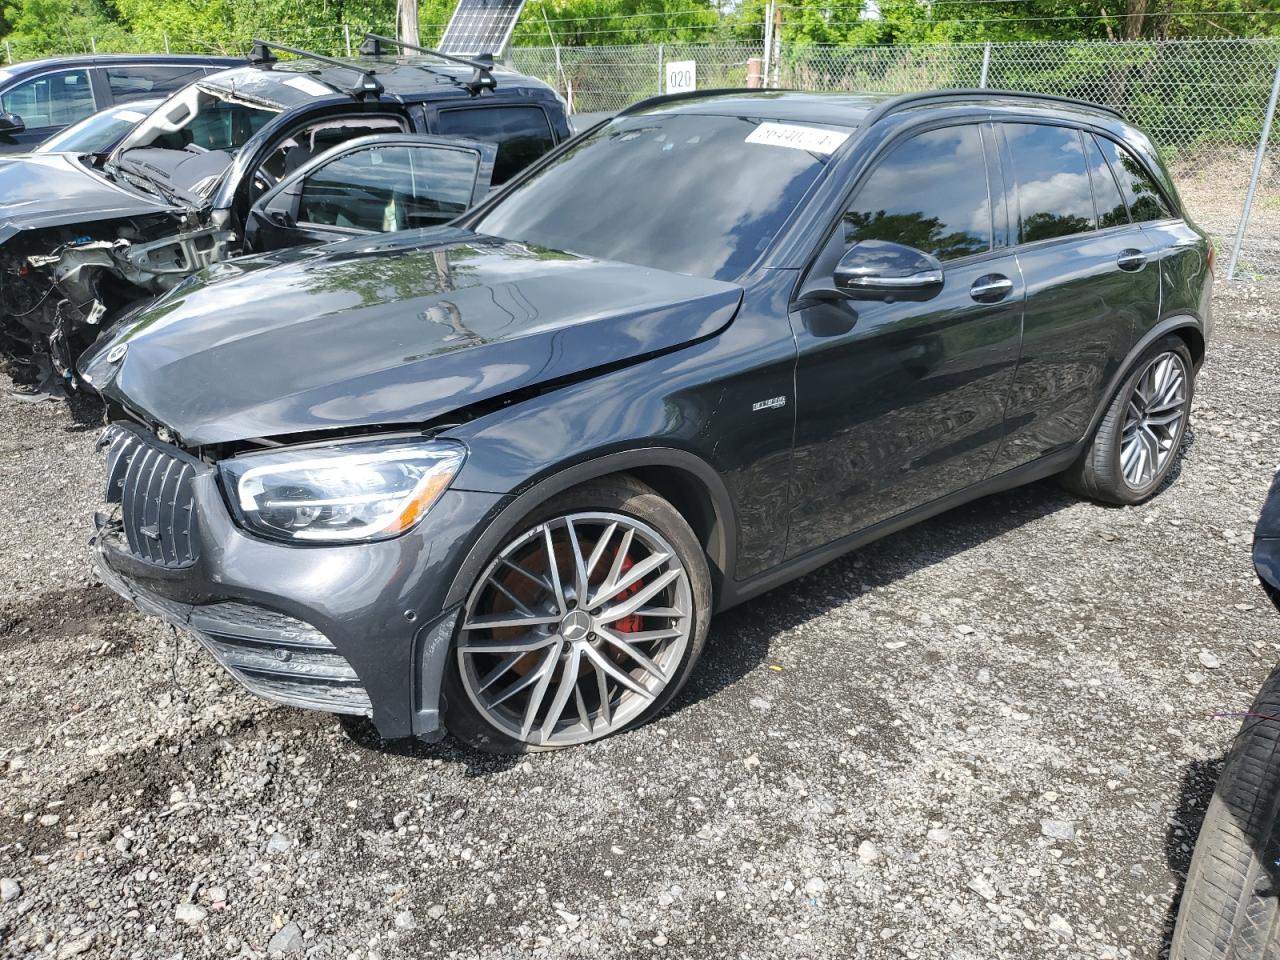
665,60,696,95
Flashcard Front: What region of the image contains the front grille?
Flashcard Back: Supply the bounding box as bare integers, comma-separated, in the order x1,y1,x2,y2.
101,425,200,568
92,553,372,717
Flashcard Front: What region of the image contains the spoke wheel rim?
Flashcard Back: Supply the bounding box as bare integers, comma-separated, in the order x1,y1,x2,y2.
1120,350,1188,491
458,511,692,747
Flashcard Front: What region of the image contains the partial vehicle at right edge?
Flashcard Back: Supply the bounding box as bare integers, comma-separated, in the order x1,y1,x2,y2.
1172,471,1280,960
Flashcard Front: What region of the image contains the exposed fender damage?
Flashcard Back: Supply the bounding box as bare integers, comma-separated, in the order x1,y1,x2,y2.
1,210,235,392
0,82,277,395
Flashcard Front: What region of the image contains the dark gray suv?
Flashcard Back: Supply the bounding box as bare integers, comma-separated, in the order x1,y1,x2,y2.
85,88,1212,754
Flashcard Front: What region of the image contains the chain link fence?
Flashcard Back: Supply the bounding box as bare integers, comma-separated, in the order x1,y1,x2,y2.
2,33,1276,278
511,38,1280,280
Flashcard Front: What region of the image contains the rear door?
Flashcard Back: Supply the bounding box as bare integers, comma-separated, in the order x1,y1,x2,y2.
0,68,99,151
989,121,1160,474
427,103,560,184
244,135,496,253
1094,132,1211,332
786,122,1025,555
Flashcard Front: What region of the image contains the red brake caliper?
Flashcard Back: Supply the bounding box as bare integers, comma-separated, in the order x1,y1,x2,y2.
612,552,643,634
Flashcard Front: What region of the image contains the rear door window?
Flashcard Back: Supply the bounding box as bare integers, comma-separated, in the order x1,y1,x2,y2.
106,64,207,102
1004,123,1097,243
432,105,554,184
840,124,992,262
1085,134,1130,229
1,69,95,129
1093,134,1174,222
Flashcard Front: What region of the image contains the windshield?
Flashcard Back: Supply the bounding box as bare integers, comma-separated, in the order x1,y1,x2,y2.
472,113,851,281
115,82,279,156
38,101,157,154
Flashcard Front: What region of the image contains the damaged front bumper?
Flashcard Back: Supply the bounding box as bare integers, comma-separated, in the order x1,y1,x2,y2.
91,423,503,741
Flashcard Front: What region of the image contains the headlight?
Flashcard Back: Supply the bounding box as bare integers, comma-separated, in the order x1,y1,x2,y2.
220,438,465,543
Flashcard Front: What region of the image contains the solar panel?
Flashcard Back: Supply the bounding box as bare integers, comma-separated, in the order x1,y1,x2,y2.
438,0,527,56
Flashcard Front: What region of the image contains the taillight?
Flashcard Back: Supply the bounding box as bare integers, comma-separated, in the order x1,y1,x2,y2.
1208,245,1216,276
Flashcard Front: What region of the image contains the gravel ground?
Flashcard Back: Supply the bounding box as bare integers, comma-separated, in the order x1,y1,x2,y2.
1,281,1279,960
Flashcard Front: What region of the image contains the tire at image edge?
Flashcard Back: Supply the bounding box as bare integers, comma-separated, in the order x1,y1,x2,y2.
1171,665,1280,960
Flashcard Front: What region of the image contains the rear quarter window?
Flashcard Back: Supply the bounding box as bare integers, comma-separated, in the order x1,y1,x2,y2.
106,64,207,101
432,105,555,184
1093,134,1175,222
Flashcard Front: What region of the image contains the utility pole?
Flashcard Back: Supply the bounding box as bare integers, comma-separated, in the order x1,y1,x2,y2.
397,0,421,46
771,0,782,88
1227,50,1280,280
762,0,774,90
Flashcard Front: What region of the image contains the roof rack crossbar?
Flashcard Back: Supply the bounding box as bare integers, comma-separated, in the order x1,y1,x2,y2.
248,39,385,98
359,33,496,94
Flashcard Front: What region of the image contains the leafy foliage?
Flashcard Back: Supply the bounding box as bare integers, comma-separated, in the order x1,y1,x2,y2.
0,0,1274,61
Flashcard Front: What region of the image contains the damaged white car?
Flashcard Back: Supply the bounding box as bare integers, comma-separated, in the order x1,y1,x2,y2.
0,38,569,396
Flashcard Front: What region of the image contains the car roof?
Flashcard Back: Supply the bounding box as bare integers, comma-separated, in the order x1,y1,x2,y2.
201,55,557,109
623,88,1122,129
1,53,241,77
626,90,897,127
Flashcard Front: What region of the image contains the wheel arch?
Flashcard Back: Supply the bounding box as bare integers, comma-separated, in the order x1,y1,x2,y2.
444,447,738,612
1083,315,1204,444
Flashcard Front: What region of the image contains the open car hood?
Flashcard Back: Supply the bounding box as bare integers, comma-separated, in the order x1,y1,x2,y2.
0,152,176,242
85,229,744,445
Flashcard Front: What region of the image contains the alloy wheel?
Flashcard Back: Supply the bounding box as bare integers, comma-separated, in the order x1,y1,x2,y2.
1120,350,1189,490
458,512,693,747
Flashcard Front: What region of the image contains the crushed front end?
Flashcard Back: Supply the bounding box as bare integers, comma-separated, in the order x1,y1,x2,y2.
1,208,232,395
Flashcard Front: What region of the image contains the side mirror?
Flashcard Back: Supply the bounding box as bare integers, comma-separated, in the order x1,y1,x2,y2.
244,189,300,253
833,239,944,302
266,204,295,229
0,112,25,135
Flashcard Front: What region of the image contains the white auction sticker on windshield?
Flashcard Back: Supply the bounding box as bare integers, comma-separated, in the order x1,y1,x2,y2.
115,110,147,123
285,75,333,97
745,122,849,154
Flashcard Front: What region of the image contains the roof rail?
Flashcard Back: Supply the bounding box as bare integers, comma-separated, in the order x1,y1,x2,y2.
616,87,753,118
616,86,1122,127
359,33,496,94
248,39,384,98
860,88,1122,127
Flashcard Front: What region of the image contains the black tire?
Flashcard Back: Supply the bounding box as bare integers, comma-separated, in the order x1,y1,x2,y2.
443,474,712,754
1061,334,1195,505
1171,666,1280,960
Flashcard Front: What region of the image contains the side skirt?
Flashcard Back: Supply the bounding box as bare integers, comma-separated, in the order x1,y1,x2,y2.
717,443,1082,612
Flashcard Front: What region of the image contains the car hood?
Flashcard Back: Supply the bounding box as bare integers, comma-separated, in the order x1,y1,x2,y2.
86,229,744,445
0,152,175,242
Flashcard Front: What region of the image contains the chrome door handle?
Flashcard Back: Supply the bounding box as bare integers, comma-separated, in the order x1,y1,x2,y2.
1117,249,1147,272
970,274,1013,303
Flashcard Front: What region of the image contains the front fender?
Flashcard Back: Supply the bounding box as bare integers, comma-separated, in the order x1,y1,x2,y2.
443,446,737,611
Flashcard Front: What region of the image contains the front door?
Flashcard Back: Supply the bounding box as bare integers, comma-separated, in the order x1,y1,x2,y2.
244,136,496,254
787,122,1024,557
